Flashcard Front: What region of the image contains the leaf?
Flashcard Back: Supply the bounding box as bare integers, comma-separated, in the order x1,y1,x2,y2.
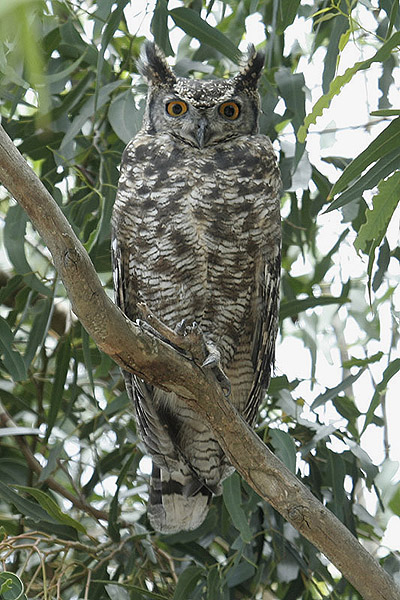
46,336,71,440
3,204,50,296
298,32,400,142
362,359,400,434
226,561,255,587
172,566,203,600
0,481,59,524
60,80,122,154
329,117,400,201
269,429,296,473
342,352,383,369
169,7,240,63
327,146,400,212
0,317,27,381
276,0,301,33
95,0,129,98
354,171,400,253
280,295,349,320
24,297,54,367
15,485,86,533
108,90,144,143
311,370,365,410
0,427,40,437
151,0,173,55
223,473,252,543
0,572,24,600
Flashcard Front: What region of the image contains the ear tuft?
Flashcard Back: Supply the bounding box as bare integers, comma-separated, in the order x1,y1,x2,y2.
234,44,265,91
137,41,176,86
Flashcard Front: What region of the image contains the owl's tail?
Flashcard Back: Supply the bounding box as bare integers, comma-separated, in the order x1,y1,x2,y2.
148,464,212,533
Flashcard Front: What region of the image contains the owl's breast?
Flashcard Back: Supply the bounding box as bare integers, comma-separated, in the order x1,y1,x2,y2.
114,133,280,357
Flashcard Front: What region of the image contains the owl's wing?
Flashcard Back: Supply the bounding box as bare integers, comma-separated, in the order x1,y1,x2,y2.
242,249,281,426
111,229,180,467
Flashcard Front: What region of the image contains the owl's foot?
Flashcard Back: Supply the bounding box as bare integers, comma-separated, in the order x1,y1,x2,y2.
175,320,231,396
202,341,231,397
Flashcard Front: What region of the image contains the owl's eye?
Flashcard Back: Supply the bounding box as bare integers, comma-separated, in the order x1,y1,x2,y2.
219,101,240,120
166,100,188,117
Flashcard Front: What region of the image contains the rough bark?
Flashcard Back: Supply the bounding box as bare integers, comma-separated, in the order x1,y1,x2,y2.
0,123,399,600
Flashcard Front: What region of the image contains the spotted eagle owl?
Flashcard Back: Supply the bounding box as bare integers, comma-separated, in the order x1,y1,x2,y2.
111,42,281,533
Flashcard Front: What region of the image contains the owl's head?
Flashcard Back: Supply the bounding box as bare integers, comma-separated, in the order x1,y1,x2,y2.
138,42,265,148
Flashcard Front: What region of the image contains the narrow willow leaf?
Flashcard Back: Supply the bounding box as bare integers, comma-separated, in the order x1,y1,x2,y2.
95,0,129,108
151,0,173,55
226,562,255,588
279,295,348,320
60,80,122,152
15,485,86,533
342,352,383,369
173,566,203,600
24,297,54,367
327,146,400,212
362,359,400,434
311,370,365,410
108,90,143,143
0,317,27,381
0,427,40,437
3,204,50,296
269,429,296,473
0,481,58,524
169,7,240,63
276,0,300,33
46,337,71,440
223,473,252,543
298,32,400,142
354,171,400,253
329,117,400,200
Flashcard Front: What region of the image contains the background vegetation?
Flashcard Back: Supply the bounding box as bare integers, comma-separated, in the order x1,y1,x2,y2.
0,0,399,598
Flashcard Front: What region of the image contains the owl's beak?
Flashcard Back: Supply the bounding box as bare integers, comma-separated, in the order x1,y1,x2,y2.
194,117,208,148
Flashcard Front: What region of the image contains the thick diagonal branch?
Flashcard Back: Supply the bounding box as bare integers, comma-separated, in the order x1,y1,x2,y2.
0,123,398,600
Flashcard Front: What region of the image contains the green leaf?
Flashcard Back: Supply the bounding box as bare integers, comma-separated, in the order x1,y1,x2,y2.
276,0,301,33
226,561,255,587
173,566,203,600
151,0,173,55
298,32,400,142
311,370,365,410
169,7,241,63
0,572,24,600
0,316,27,381
15,485,86,533
362,359,400,434
354,171,400,253
269,429,296,473
223,473,252,543
342,352,383,369
108,90,144,143
328,146,400,212
46,336,71,440
0,481,59,523
3,204,50,296
24,297,54,367
280,295,349,320
329,117,400,200
389,486,400,516
60,80,122,154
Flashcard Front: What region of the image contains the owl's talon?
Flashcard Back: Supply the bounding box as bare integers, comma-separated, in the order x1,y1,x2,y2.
202,343,231,397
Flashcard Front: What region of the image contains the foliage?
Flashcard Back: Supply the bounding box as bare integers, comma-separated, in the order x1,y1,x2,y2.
0,1,399,598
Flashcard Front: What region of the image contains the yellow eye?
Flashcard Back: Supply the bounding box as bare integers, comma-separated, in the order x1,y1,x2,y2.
219,101,240,120
166,100,188,117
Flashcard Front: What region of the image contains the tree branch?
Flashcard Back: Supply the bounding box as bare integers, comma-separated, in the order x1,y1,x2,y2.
0,123,399,600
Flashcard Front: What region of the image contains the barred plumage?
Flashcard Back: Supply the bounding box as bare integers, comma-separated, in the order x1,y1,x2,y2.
112,42,281,533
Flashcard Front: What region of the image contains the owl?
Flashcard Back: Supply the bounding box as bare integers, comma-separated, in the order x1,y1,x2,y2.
111,42,281,533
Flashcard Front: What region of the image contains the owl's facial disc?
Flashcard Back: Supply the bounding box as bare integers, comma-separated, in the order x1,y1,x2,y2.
163,97,244,148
